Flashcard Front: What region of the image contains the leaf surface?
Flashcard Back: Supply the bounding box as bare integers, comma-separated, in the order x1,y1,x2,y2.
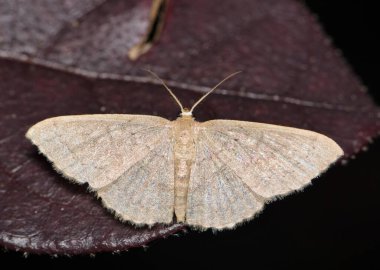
0,0,379,254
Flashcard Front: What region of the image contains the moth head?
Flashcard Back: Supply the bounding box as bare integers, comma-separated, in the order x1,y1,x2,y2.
143,69,242,117
180,108,192,117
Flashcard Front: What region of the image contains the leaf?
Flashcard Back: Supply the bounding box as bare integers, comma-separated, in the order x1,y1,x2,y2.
0,0,379,255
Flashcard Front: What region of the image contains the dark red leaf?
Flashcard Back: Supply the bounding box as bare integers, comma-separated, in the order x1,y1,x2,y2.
0,0,379,255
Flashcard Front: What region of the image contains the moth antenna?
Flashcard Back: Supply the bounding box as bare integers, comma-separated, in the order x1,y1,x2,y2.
143,69,185,113
190,71,242,113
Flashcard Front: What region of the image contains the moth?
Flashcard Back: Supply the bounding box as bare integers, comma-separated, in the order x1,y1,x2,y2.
26,71,343,230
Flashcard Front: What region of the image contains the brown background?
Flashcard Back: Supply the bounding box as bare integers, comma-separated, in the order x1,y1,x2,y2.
1,1,379,269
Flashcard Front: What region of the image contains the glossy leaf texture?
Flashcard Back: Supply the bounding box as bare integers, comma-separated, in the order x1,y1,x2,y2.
0,0,379,255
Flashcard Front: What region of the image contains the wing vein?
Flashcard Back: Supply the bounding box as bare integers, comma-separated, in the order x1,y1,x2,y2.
98,131,172,190
198,131,265,201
